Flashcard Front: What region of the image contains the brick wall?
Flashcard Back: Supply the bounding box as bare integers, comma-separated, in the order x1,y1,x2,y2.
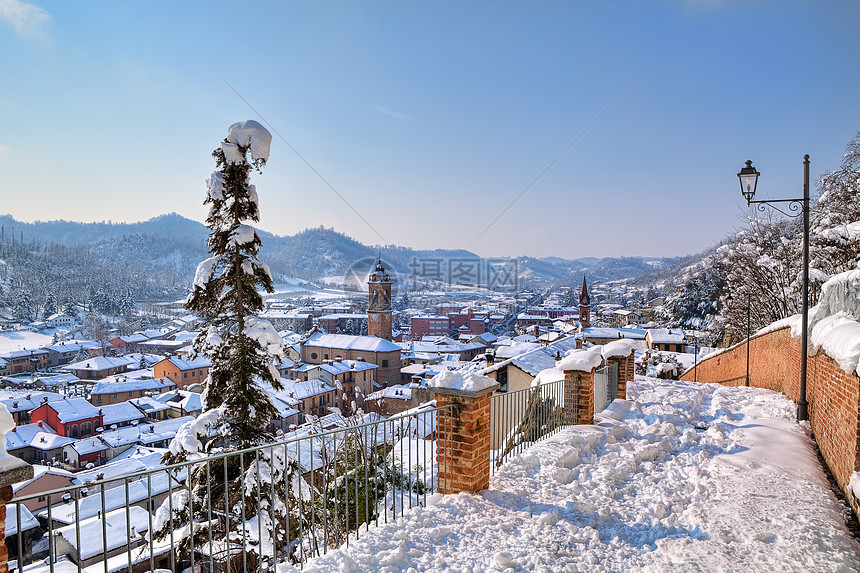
683,326,860,513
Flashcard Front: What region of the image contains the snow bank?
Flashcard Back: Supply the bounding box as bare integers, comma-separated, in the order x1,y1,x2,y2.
428,369,497,393
601,339,637,359
226,120,272,164
555,346,602,372
809,313,860,375
810,269,860,324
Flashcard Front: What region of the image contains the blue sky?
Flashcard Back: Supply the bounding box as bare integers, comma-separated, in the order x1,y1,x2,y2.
1,1,858,259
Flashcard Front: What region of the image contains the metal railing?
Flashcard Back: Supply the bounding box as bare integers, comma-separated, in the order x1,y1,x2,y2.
489,379,567,475
593,362,618,415
8,404,453,572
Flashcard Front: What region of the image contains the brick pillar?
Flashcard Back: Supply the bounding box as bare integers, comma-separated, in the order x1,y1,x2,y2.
434,383,498,494
563,368,595,425
0,457,33,573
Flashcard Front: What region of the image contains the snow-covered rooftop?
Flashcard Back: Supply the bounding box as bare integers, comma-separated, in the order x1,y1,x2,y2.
43,397,101,423
306,332,401,353
99,402,146,426
62,356,134,372
91,377,175,395
646,328,687,344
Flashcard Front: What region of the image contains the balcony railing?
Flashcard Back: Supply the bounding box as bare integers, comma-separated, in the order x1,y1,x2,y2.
8,404,452,573
489,379,567,475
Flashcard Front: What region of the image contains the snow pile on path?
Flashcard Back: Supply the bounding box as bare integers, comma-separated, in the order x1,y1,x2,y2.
227,119,272,164
556,346,603,372
292,377,860,573
428,369,497,393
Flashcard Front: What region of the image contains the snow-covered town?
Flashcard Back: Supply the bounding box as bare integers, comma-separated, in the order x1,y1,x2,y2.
3,2,860,572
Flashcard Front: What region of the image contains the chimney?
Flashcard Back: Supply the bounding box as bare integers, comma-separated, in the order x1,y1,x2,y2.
485,352,494,367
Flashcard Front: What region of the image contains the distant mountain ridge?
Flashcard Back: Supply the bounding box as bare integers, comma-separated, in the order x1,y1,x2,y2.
0,213,686,290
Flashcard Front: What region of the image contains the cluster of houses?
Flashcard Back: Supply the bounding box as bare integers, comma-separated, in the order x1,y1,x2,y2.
0,262,707,570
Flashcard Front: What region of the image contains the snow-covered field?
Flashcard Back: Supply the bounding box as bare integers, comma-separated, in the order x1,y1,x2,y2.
293,377,860,573
0,329,58,354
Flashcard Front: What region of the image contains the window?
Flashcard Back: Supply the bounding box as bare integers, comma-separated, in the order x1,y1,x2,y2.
311,352,318,360
81,422,92,437
324,354,329,360
382,360,389,368
71,424,79,438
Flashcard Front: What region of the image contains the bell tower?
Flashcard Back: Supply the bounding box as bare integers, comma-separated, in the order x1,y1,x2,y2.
367,257,393,340
578,276,591,328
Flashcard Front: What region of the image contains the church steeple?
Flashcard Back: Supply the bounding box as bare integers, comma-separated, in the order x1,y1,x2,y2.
367,257,393,340
579,277,591,328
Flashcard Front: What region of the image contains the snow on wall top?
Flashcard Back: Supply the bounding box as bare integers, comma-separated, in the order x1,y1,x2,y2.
226,120,272,164
428,369,497,393
760,270,860,377
801,268,860,376
555,346,603,372
602,339,638,359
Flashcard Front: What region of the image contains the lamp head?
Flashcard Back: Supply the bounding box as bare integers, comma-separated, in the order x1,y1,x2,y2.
738,160,760,203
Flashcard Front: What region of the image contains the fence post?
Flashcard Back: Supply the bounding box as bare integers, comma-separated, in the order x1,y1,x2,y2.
433,382,498,494
558,347,604,425
563,368,595,425
0,457,33,573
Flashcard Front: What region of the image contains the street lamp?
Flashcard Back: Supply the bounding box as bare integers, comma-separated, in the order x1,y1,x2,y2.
737,156,810,421
745,292,751,388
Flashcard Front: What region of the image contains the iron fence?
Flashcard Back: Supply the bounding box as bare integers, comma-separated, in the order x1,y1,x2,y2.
593,362,618,415
8,404,453,573
489,379,567,475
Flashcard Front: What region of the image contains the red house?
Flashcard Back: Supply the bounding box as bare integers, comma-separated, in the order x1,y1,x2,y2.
29,397,104,440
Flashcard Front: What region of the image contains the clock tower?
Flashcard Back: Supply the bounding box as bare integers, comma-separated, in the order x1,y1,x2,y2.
367,258,393,340
578,276,591,329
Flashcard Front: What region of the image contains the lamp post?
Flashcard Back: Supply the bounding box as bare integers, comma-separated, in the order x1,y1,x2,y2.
737,156,810,421
745,292,751,387
693,329,699,382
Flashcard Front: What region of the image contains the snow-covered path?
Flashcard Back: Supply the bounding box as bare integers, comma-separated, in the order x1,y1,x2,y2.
293,377,860,573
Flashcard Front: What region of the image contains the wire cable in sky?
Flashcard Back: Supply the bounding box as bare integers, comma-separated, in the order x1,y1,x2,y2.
221,77,389,245
469,78,638,249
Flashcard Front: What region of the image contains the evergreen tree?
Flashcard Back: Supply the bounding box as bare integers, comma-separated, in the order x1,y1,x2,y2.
14,290,34,322
43,292,58,319
63,297,78,318
117,288,135,320
156,121,304,567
